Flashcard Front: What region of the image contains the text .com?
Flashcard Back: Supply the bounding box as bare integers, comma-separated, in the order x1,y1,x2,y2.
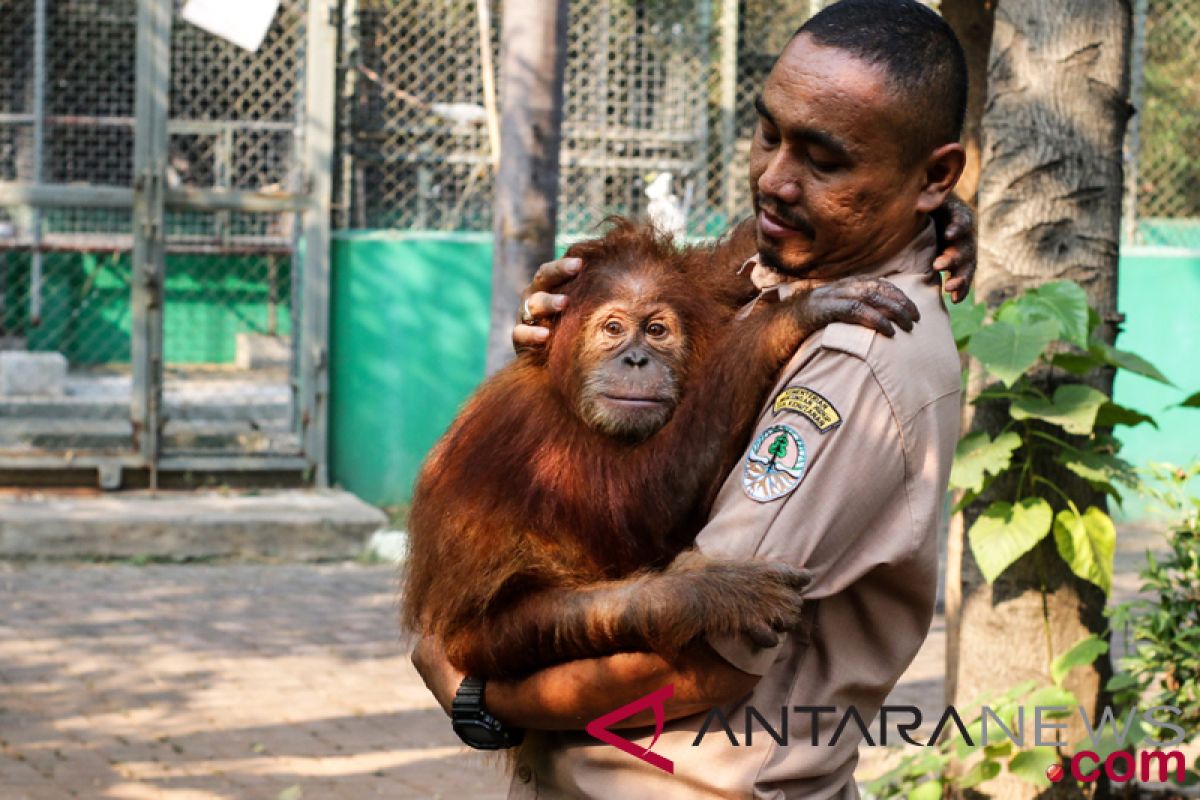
1049,750,1187,784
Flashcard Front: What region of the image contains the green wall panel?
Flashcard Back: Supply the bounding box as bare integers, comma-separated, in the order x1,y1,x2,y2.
328,232,493,508
1112,247,1200,519
0,251,292,365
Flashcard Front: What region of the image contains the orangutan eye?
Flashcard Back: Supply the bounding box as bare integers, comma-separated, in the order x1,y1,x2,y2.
604,320,624,336
646,322,668,338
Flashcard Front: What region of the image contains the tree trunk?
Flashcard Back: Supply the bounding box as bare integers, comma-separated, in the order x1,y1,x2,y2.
940,0,997,203
485,0,569,374
938,0,997,710
952,1,1132,798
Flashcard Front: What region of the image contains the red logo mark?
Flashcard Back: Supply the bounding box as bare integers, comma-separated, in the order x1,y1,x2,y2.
585,684,675,774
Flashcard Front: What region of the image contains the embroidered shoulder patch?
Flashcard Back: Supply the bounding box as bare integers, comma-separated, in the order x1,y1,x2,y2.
742,424,808,503
772,386,842,433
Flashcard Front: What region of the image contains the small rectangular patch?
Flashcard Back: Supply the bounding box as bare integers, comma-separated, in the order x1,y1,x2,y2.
773,386,842,433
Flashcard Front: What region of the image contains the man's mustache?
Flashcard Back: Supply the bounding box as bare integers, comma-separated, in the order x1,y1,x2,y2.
755,196,816,239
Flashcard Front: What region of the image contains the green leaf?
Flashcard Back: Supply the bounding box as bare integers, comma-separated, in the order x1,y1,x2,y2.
1026,685,1078,711
1089,338,1174,385
1053,507,1116,595
1105,672,1139,692
968,319,1059,387
1179,391,1200,409
1056,449,1138,488
1026,281,1091,347
995,299,1027,326
1051,352,1104,376
948,296,987,346
968,499,1054,583
958,759,1001,789
1009,747,1061,788
1009,384,1107,435
950,431,1022,493
1050,634,1109,686
1095,401,1158,429
985,741,1014,758
1000,680,1040,701
907,780,944,800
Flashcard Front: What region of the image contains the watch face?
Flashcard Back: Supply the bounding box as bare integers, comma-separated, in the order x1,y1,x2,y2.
453,719,507,748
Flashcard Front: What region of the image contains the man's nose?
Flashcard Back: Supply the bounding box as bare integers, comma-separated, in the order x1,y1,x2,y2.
757,150,803,205
622,349,650,368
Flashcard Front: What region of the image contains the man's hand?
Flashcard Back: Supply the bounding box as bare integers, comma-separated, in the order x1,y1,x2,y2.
512,256,583,352
929,195,977,303
411,633,759,731
411,635,464,716
485,644,758,731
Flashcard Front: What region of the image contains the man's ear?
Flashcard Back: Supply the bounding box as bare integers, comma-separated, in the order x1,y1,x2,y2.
914,143,967,214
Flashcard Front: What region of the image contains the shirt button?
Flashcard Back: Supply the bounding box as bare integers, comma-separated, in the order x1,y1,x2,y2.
517,764,533,783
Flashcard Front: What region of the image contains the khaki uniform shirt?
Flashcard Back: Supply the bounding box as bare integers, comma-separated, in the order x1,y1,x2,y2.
509,223,960,799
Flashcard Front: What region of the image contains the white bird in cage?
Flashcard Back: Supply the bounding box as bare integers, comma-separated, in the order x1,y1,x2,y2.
645,172,686,238
430,102,488,129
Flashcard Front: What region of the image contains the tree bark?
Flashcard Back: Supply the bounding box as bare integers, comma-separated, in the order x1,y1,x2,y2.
940,0,997,203
953,1,1132,797
939,0,997,710
485,0,569,374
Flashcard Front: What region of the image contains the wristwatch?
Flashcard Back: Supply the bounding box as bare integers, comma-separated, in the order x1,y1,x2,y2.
451,676,525,750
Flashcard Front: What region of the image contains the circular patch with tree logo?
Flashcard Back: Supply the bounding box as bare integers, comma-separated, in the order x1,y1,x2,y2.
742,424,808,503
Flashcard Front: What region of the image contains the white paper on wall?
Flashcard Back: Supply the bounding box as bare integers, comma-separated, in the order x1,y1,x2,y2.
181,0,282,53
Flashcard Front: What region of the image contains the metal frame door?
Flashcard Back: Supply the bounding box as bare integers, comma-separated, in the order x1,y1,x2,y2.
0,0,335,487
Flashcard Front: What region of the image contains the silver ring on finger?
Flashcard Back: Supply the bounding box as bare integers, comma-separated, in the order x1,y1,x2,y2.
521,298,535,325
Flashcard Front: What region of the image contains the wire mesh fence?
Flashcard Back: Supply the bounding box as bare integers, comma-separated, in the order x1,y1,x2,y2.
336,0,820,238
1127,0,1200,248
0,0,310,460
0,0,1194,471
160,0,307,457
0,0,138,455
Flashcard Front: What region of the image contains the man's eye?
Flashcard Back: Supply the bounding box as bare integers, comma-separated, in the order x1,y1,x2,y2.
604,321,624,336
757,123,780,146
807,152,841,173
646,322,667,338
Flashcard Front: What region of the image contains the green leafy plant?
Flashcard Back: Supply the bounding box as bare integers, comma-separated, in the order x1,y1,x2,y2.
864,636,1110,799
948,280,1170,596
1107,462,1200,761
865,280,1196,799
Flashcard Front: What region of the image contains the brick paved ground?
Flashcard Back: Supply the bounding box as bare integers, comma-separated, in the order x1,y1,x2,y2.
0,527,1170,800
0,563,506,800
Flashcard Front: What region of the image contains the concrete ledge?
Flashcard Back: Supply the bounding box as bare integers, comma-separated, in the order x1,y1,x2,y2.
0,489,387,560
0,351,66,396
235,334,291,370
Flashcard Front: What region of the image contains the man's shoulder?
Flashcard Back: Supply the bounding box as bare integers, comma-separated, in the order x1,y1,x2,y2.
802,276,960,424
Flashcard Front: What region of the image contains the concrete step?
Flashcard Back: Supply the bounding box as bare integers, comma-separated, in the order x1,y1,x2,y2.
0,398,292,421
0,419,297,452
0,489,387,560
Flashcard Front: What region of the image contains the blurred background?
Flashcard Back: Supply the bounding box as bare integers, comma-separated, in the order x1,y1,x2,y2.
0,0,1192,509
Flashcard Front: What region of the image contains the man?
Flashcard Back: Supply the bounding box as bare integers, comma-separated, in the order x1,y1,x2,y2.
416,1,969,796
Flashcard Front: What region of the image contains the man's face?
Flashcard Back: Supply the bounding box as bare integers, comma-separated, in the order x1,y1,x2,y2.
749,34,928,278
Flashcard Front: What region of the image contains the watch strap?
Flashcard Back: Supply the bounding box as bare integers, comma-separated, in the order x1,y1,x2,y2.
451,676,525,750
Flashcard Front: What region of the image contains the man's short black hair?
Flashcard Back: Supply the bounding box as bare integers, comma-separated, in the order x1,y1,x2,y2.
796,0,968,160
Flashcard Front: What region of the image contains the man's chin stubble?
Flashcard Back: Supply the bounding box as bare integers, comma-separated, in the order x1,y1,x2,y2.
757,245,814,279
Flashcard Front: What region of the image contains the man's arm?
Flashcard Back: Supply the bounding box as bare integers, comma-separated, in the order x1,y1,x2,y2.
412,635,757,731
